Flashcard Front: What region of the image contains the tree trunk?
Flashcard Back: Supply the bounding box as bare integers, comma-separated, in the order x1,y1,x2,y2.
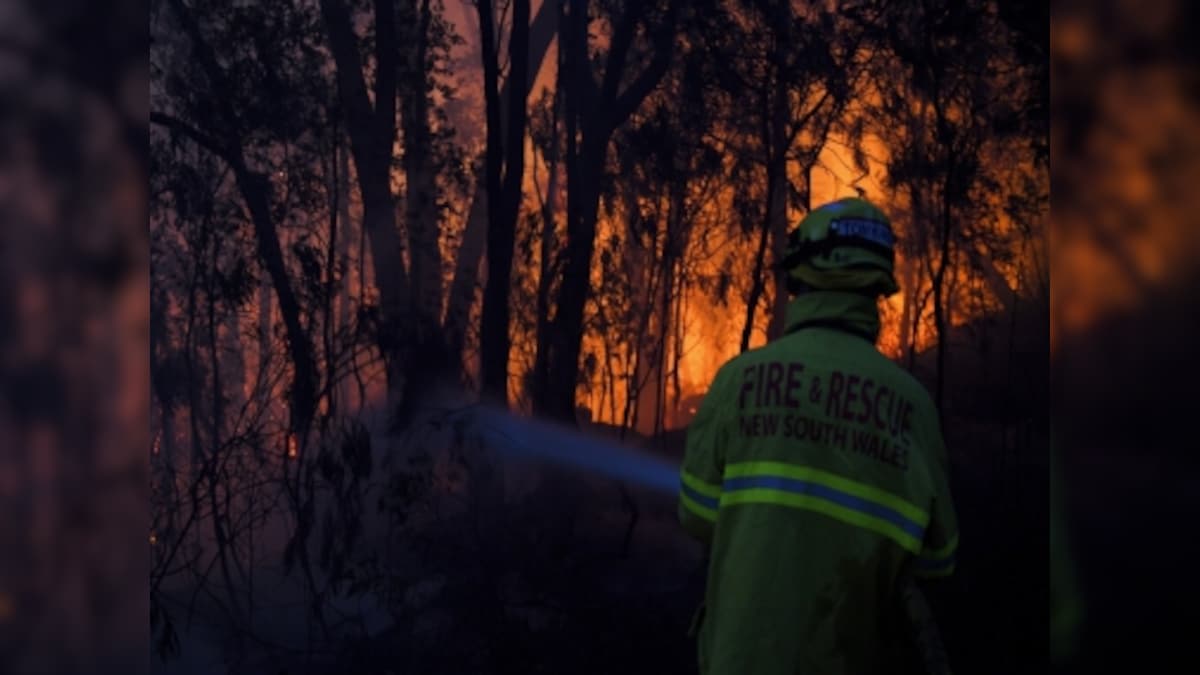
765,164,790,341
335,138,356,410
741,75,789,352
628,228,667,434
544,154,603,421
479,0,531,404
444,183,488,374
650,183,683,435
898,252,914,361
402,0,447,373
536,0,677,421
163,0,318,435
363,185,412,395
623,153,657,434
931,176,953,415
764,99,792,342
905,181,929,370
257,277,273,407
443,0,560,371
670,259,686,427
321,0,412,408
324,123,341,420
538,0,586,421
236,168,318,434
531,150,560,408
740,163,778,353
207,240,224,455
654,242,674,436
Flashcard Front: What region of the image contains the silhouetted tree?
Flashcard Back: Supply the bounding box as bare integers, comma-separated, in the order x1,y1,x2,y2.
444,0,559,374
532,0,683,422
152,0,323,436
717,0,868,352
873,0,1026,412
478,0,531,404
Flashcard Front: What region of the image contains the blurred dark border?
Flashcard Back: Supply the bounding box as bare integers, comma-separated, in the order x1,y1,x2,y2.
0,0,148,673
4,0,1200,669
1053,0,1200,671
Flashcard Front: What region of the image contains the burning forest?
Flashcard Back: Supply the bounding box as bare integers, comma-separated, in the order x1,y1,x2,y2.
148,0,1049,672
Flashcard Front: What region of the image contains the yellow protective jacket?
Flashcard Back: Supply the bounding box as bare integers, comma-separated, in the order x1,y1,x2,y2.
679,291,958,675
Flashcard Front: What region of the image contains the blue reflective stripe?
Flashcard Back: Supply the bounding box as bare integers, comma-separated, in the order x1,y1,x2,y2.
723,475,925,541
680,480,720,511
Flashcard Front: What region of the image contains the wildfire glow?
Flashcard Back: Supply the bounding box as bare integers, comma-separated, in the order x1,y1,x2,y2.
154,9,1049,441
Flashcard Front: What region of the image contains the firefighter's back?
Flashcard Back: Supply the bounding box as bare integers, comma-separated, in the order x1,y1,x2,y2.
695,326,946,675
678,198,958,675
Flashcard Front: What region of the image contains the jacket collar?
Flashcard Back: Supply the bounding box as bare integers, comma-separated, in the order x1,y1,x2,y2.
783,290,881,343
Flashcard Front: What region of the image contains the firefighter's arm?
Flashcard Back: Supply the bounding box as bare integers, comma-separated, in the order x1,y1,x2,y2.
678,366,729,545
916,425,959,580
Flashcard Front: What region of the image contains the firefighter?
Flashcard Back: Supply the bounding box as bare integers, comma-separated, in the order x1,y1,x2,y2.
679,197,959,674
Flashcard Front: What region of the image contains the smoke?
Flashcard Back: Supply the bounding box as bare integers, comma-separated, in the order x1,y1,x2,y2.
463,406,682,496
